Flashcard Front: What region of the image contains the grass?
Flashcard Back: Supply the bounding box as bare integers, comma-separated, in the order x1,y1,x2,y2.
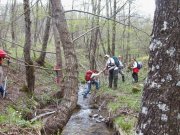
115,115,137,134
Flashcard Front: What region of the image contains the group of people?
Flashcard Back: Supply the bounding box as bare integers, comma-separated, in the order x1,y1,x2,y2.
83,54,140,98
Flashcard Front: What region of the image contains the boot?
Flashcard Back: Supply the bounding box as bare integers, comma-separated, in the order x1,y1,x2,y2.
122,75,125,82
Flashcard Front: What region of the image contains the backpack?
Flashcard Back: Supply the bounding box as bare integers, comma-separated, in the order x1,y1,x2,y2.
137,62,142,69
112,56,120,67
85,70,96,81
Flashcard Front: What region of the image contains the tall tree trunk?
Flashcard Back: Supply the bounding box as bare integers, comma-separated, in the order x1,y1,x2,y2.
106,0,111,54
126,1,131,62
0,1,9,49
121,3,126,58
33,0,39,47
53,19,64,87
23,0,35,93
11,0,17,48
136,0,180,135
32,0,39,58
43,0,79,134
89,0,101,70
36,5,51,66
111,0,117,56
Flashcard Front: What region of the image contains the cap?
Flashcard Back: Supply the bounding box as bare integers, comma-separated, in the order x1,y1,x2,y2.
104,54,110,58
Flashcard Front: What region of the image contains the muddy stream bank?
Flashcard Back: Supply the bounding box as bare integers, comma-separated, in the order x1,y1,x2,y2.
62,84,116,135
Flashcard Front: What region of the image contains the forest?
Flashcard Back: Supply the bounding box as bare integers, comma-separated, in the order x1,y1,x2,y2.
0,0,179,135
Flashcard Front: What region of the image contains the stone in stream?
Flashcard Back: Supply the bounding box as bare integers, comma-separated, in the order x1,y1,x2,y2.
95,119,101,123
89,113,92,118
99,115,103,119
101,118,106,122
93,114,99,118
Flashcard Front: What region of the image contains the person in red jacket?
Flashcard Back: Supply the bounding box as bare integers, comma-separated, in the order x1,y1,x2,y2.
83,70,101,98
131,58,139,83
0,49,10,97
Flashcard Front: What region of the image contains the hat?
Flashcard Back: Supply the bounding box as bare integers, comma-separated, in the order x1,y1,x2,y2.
118,55,122,58
104,54,110,58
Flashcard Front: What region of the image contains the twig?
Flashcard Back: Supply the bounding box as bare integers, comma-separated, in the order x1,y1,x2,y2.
98,101,106,112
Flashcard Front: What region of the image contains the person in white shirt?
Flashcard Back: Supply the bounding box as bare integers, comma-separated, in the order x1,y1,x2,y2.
131,58,139,83
104,54,119,89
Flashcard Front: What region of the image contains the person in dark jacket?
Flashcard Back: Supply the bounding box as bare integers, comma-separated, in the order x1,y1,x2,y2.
103,54,119,89
118,55,125,82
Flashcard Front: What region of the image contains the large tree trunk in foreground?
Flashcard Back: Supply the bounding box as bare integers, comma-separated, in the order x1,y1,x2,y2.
23,0,35,93
136,0,180,135
43,0,78,134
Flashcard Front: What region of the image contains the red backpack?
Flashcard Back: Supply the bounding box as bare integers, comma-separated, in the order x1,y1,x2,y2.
85,70,98,81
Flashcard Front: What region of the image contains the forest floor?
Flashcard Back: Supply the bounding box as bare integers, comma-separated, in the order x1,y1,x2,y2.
0,64,57,135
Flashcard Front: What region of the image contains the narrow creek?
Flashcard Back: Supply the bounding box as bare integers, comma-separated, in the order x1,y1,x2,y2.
62,84,115,135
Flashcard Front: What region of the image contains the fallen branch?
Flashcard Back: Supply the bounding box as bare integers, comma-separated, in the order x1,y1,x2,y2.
98,101,106,112
30,111,56,122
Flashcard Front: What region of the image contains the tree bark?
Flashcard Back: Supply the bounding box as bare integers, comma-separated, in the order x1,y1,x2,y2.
136,0,180,134
23,0,35,93
43,0,79,134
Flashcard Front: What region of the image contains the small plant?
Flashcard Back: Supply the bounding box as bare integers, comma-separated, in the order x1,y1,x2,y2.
115,116,136,134
132,86,141,93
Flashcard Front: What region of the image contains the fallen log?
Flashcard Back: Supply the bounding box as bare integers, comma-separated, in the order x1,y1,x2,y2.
30,111,56,122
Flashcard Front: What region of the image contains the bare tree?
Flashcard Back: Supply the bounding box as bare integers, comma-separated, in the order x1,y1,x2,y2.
33,0,39,47
36,4,51,66
125,0,131,62
106,0,111,54
0,1,9,49
136,0,180,134
10,0,17,48
23,0,35,93
111,0,117,56
89,0,101,70
43,0,79,134
53,18,64,88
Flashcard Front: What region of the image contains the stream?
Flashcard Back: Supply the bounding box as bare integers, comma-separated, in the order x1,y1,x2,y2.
62,84,115,135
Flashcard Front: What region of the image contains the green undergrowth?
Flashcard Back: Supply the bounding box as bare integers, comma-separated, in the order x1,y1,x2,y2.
0,106,42,129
